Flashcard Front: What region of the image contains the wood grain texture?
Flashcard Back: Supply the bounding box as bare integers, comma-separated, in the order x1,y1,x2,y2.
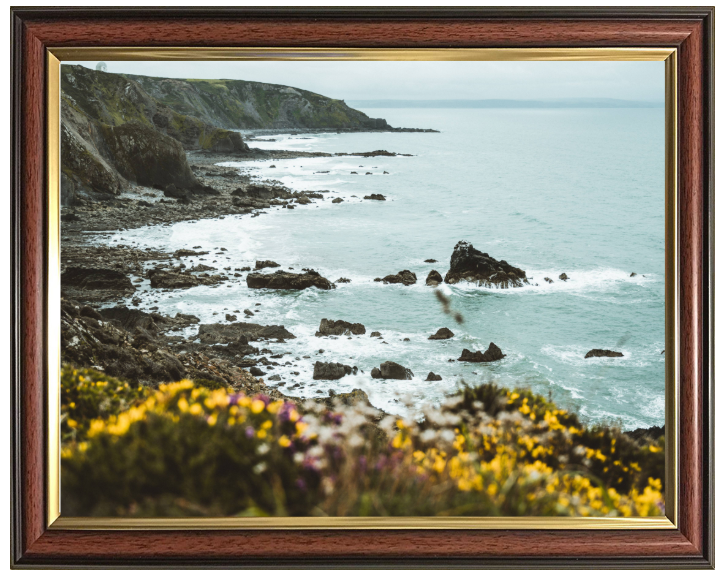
11,7,714,568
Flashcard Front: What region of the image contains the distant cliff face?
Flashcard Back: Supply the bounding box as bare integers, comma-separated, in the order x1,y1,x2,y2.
124,74,391,131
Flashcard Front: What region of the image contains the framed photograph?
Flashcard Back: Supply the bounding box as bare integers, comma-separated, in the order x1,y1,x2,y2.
11,7,713,568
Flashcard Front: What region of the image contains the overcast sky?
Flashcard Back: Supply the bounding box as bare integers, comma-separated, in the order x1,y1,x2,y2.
65,60,664,102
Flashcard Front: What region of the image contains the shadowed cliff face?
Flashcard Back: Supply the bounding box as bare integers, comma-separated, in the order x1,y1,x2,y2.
60,64,249,202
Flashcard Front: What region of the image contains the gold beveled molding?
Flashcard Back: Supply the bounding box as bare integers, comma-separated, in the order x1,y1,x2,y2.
47,47,678,530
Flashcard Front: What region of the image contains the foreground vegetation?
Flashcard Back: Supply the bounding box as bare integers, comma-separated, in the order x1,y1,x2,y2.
61,365,665,517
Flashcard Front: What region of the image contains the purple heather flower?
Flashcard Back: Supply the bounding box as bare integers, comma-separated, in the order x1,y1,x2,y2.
245,426,255,438
295,478,307,491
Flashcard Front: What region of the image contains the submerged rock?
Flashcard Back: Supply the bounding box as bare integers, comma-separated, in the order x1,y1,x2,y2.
458,343,505,363
335,277,351,284
585,349,624,359
428,327,454,340
313,361,357,380
315,319,366,337
544,277,554,284
246,269,335,290
381,270,417,285
370,361,413,380
444,241,528,289
425,270,443,286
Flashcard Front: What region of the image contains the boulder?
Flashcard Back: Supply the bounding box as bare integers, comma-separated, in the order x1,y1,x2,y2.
315,319,366,337
544,277,554,284
426,372,442,381
444,241,529,288
313,361,356,380
371,361,414,380
331,388,370,407
584,349,624,359
382,270,417,285
332,197,344,204
428,327,454,340
559,273,569,281
198,322,296,344
225,314,237,321
296,196,311,205
363,194,386,201
255,260,280,270
458,343,505,363
148,269,202,289
426,270,443,286
424,259,438,263
246,270,335,290
61,267,134,292
370,331,382,338
335,277,351,284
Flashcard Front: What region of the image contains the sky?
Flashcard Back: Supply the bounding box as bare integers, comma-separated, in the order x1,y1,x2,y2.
65,60,665,102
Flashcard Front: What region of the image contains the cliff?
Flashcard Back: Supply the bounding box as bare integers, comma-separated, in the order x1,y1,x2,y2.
123,73,395,131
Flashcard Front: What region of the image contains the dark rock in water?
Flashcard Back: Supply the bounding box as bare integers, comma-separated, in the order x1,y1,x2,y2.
148,269,202,289
225,314,237,321
559,273,569,281
233,184,290,200
661,350,665,354
373,277,382,282
296,196,311,205
429,327,454,340
458,343,505,363
313,361,354,380
246,269,335,290
382,270,417,285
335,277,351,283
332,197,344,203
174,249,208,258
625,425,665,444
444,241,528,289
243,309,254,316
255,260,280,270
249,367,266,377
268,374,282,381
364,194,386,201
424,259,438,263
630,272,637,277
371,361,413,380
62,267,134,292
426,372,442,381
198,322,296,344
426,270,443,286
315,318,366,337
544,277,554,284
584,349,624,359
370,331,382,338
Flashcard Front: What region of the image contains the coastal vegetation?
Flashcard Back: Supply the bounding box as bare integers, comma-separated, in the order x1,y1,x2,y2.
61,365,664,518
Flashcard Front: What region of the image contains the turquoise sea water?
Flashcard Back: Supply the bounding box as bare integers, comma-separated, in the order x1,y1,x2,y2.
105,108,666,429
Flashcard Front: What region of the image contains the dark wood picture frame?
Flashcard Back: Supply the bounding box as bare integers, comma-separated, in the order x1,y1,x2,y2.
11,7,714,568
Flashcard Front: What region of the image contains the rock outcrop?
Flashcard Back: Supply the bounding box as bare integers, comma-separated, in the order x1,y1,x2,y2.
364,194,386,201
255,260,280,270
458,343,506,363
428,327,454,340
381,270,417,285
315,319,366,337
584,349,624,359
313,361,358,380
197,322,296,344
370,361,414,380
444,241,528,289
426,372,442,381
246,270,335,290
61,267,135,302
426,270,443,286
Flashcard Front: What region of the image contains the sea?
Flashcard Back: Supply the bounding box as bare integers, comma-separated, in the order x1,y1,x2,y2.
101,107,666,430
